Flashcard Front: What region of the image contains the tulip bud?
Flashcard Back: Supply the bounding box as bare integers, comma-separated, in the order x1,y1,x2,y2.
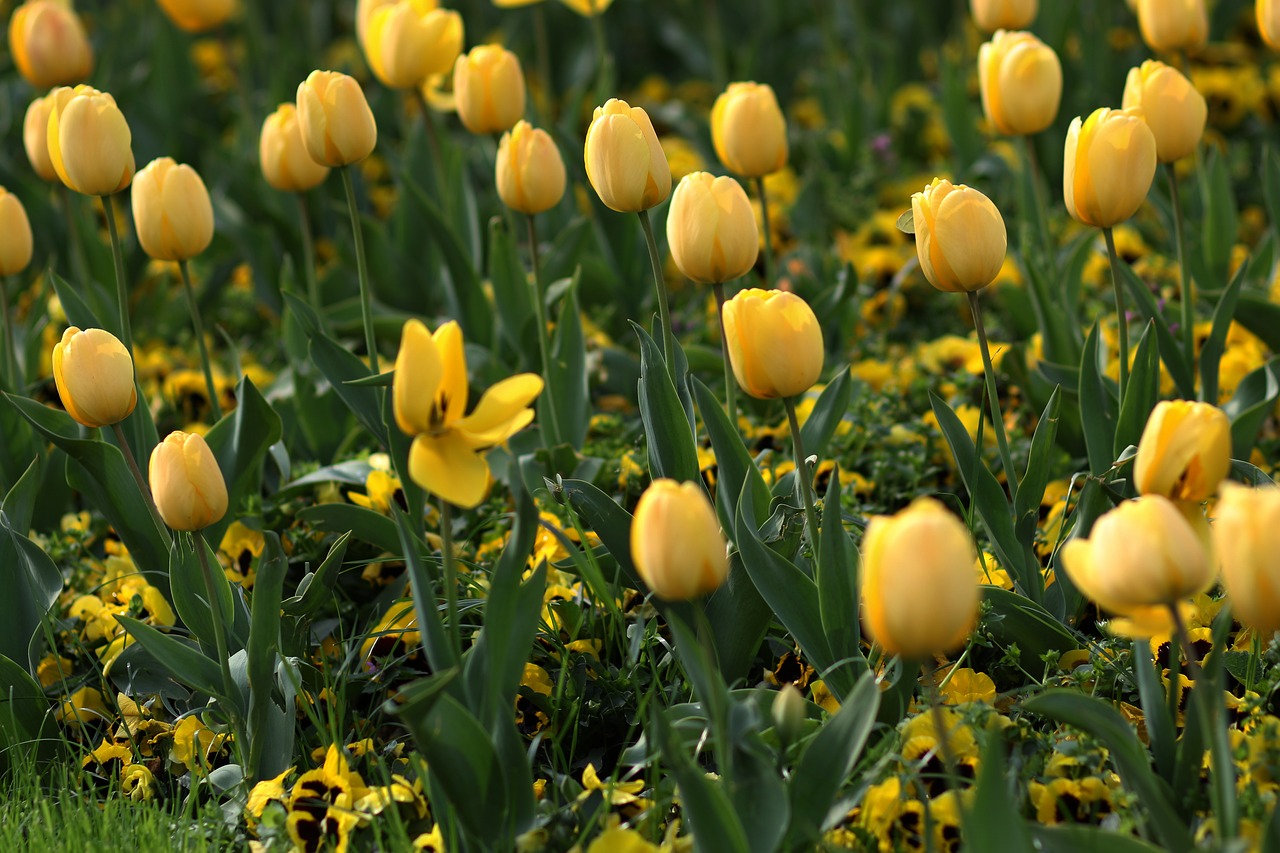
47,85,135,197
1133,400,1230,503
149,430,228,532
361,0,463,89
584,98,671,213
1063,107,1157,228
911,178,1007,294
155,0,234,33
131,158,215,262
23,92,58,182
630,479,728,601
860,497,979,660
772,684,808,746
722,289,823,400
454,45,526,135
0,189,34,277
1061,495,1213,614
978,30,1062,137
259,103,331,192
8,0,93,89
665,172,758,284
1214,483,1280,634
711,82,788,179
970,0,1037,32
1135,0,1207,55
1261,0,1280,52
1122,61,1207,164
295,70,378,167
495,120,566,215
52,327,137,428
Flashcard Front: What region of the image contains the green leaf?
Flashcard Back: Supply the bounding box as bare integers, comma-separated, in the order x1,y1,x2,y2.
1133,640,1176,783
1120,261,1195,398
393,507,457,677
306,331,388,450
968,730,1036,852
3,455,41,536
691,378,769,541
1014,387,1061,547
649,705,750,853
487,217,536,365
1264,145,1280,237
1030,825,1165,853
561,479,642,590
799,368,852,461
1113,323,1159,460
982,587,1077,675
1200,147,1239,286
1078,321,1118,477
116,616,231,708
0,458,61,672
1233,293,1280,353
167,534,238,656
816,469,862,676
632,322,700,483
0,653,50,773
547,272,589,448
247,533,289,781
1198,259,1248,406
282,532,351,618
1224,359,1279,457
701,550,773,686
297,503,401,554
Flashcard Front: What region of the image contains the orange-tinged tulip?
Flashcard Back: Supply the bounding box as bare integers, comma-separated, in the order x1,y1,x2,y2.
584,98,671,213
295,71,378,167
1214,483,1280,634
131,158,214,262
1262,0,1280,51
722,289,823,400
155,0,234,33
911,178,1007,293
630,479,727,601
1063,106,1156,228
710,82,788,179
8,0,93,89
259,103,331,192
0,189,34,277
495,120,566,214
1135,0,1207,54
47,85,135,196
1121,60,1206,163
665,172,758,284
149,430,228,531
52,327,137,428
454,45,526,135
1133,400,1230,502
23,92,58,181
978,30,1062,137
970,0,1037,31
360,0,463,89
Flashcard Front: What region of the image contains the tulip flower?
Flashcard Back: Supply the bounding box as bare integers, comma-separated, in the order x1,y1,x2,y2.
861,497,980,659
259,103,331,193
1135,0,1207,55
359,0,463,90
1215,483,1280,634
1063,107,1157,229
23,92,58,182
8,0,93,89
0,189,33,278
710,82,788,180
149,431,228,532
584,98,671,214
1133,400,1230,503
978,31,1062,137
454,45,526,135
666,173,758,286
1122,60,1206,164
1262,0,1280,52
46,85,135,197
911,178,1007,294
52,327,137,428
630,479,728,601
131,158,214,263
295,70,378,168
495,121,566,215
722,288,823,401
155,0,234,32
970,0,1037,32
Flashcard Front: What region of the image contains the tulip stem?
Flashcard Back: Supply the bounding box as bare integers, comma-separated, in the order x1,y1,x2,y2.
295,193,323,329
340,167,379,375
713,282,737,430
966,290,1017,486
58,183,89,288
784,396,821,564
1022,135,1053,261
755,177,775,287
178,261,223,423
527,215,563,449
1102,226,1130,405
0,277,17,391
111,421,166,535
439,499,461,660
101,193,133,355
638,210,676,376
416,91,447,201
196,528,244,755
1167,166,1196,368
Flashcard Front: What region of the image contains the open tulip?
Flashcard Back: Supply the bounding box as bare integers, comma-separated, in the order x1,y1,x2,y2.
710,82,788,179
1214,483,1280,634
1262,0,1280,51
149,431,228,531
978,30,1062,137
8,0,93,89
495,120,566,215
722,289,823,400
1135,0,1207,54
52,327,137,428
393,319,543,508
861,497,979,659
360,0,463,89
454,45,526,135
131,158,214,262
630,479,728,601
666,172,758,284
911,178,1007,293
970,0,1037,31
47,85,135,196
296,71,378,167
1122,60,1206,164
584,98,671,213
1133,400,1230,502
156,0,234,32
259,103,331,192
23,92,58,182
0,189,34,277
1063,107,1156,228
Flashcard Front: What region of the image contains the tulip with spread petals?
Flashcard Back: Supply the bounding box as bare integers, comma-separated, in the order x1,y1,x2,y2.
630,479,728,601
454,45,526,135
1122,60,1206,164
1135,0,1207,55
584,98,671,214
978,30,1062,137
911,178,1007,294
260,103,331,193
47,85,135,197
359,0,463,90
23,92,58,182
1063,107,1157,229
131,158,214,263
970,0,1037,32
1133,400,1230,503
495,121,566,215
52,327,137,428
8,0,93,89
666,172,758,286
710,82,788,180
156,0,234,33
295,71,378,168
149,431,228,532
1262,0,1280,52
1215,483,1280,634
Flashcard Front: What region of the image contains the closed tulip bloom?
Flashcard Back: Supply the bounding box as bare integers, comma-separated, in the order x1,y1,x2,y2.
8,1,93,89
1214,483,1280,634
1061,495,1213,614
495,120,566,214
584,98,671,213
860,497,979,659
1262,0,1280,51
131,158,214,262
47,85,136,196
666,172,758,284
970,0,1037,31
911,178,1007,293
710,82,788,179
156,0,234,32
454,45,526,135
1122,61,1207,163
978,31,1062,137
149,431,228,531
0,189,34,277
361,0,463,89
630,479,728,601
1133,400,1230,502
52,327,137,428
1135,0,1207,54
24,92,58,181
722,289,823,400
1063,107,1157,228
295,70,378,167
259,103,331,192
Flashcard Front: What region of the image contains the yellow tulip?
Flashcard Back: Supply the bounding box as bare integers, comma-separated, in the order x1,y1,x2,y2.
1060,495,1213,615
1063,106,1156,228
1121,60,1206,164
454,45,526,135
47,85,135,196
0,189,34,277
393,318,543,508
259,103,332,192
630,479,728,601
722,288,823,400
1214,483,1280,634
584,98,671,213
1261,0,1280,51
978,30,1062,137
149,430,228,532
155,0,234,33
295,70,378,167
495,120,566,215
1135,0,1207,54
1133,400,1231,502
131,158,214,262
860,497,979,659
360,0,463,89
911,178,1007,293
8,0,93,89
665,172,758,284
23,92,58,182
710,82,788,179
492,0,615,15
52,327,137,428
970,0,1037,31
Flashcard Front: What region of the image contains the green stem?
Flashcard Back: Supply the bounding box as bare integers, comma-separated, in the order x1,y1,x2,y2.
967,290,1017,485
340,166,379,374
1103,226,1129,405
195,529,242,751
1167,165,1195,368
101,193,132,353
784,396,821,564
58,183,89,286
416,90,447,201
178,261,223,423
111,421,166,535
0,277,17,391
527,215,563,448
440,500,460,660
587,1,611,105
296,192,323,329
755,176,775,287
1022,135,1053,261
713,281,737,428
638,210,676,376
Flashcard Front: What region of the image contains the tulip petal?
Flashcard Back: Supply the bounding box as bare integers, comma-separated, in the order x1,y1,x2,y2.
585,114,651,213
408,431,490,509
432,321,467,424
453,373,543,447
393,319,442,435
